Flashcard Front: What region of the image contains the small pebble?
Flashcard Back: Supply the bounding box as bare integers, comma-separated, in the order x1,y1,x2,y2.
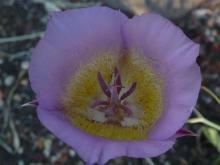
69,149,76,157
21,79,28,86
43,139,52,158
4,75,14,86
18,160,24,165
76,161,84,165
13,94,22,102
21,61,29,70
216,16,220,26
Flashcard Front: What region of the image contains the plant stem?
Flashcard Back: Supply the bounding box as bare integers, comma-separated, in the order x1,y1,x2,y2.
0,32,43,44
201,86,220,104
188,117,220,131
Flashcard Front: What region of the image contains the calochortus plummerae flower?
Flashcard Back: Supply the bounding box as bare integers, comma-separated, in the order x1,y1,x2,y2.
28,6,201,165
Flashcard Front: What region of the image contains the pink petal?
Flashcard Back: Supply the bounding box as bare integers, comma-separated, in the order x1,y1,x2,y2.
37,107,175,165
122,13,201,140
29,7,128,110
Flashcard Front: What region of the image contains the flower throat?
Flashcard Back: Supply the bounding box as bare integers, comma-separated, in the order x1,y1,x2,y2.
63,53,163,140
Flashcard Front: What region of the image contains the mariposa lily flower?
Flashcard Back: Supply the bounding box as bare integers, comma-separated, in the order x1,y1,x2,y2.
28,7,201,165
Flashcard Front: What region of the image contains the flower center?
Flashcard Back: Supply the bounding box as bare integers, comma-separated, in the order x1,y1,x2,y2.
89,68,138,126
62,52,163,141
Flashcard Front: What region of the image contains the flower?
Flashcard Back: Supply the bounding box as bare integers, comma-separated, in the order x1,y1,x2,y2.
28,6,201,165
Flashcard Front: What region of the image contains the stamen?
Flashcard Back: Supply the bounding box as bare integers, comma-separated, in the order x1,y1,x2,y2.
120,82,137,100
119,105,133,116
109,85,120,105
93,68,137,126
114,67,122,94
91,100,110,108
97,72,111,97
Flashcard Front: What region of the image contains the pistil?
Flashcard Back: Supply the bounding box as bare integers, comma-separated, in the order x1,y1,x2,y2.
91,67,137,124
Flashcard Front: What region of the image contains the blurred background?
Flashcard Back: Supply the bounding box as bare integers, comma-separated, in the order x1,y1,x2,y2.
0,0,220,164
